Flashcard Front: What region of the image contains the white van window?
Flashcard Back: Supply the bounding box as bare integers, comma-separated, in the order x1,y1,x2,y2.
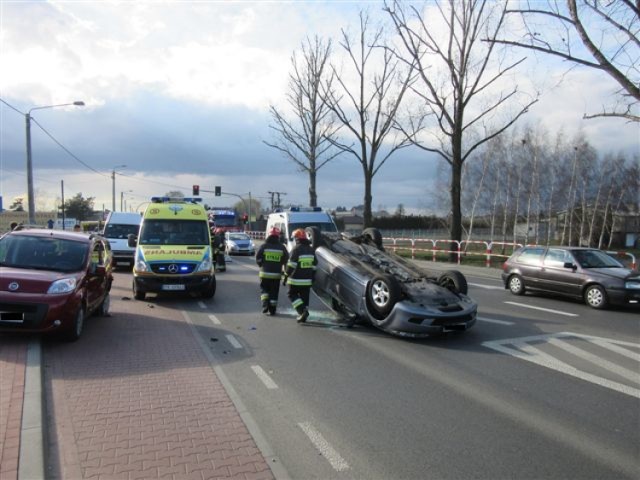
104,223,139,239
288,222,337,236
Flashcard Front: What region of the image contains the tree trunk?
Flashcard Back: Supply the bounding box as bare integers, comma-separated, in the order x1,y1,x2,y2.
363,170,373,228
308,169,317,207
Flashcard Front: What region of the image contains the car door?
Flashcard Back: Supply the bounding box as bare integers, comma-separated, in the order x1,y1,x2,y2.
86,240,107,311
513,246,546,289
538,248,582,297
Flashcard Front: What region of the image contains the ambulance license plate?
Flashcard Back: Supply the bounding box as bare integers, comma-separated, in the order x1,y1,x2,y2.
162,284,185,291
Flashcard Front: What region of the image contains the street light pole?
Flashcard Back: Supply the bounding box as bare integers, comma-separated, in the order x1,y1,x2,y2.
25,101,84,224
111,165,126,212
120,189,133,211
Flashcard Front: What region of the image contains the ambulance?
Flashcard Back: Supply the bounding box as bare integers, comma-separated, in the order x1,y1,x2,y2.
128,197,216,300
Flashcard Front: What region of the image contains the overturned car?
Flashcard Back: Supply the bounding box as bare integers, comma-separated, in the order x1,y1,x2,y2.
306,228,477,338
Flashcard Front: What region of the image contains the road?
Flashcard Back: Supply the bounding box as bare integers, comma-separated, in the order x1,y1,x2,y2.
46,255,639,479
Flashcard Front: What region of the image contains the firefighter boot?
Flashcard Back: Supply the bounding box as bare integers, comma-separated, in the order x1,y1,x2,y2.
296,307,309,323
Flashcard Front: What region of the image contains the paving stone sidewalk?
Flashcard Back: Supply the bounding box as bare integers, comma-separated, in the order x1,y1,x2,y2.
42,294,275,480
0,337,27,480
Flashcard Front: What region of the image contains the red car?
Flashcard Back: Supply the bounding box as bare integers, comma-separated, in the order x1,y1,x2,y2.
0,228,113,341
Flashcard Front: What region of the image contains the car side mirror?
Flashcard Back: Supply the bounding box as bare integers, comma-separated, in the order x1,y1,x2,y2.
563,262,576,270
127,234,137,247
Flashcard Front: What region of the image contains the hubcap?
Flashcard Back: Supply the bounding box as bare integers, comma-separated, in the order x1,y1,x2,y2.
588,288,603,306
372,280,390,307
510,278,521,292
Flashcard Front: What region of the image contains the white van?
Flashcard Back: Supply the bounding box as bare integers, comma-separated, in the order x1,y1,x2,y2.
266,207,338,251
103,212,142,267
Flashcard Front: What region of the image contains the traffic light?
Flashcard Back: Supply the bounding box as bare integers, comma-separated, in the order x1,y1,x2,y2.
192,185,200,195
215,186,221,196
242,213,248,224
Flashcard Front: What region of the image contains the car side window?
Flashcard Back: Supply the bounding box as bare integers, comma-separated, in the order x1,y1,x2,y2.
543,249,568,268
516,247,545,266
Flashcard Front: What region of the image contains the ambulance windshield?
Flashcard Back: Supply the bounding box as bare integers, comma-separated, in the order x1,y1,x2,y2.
139,220,209,246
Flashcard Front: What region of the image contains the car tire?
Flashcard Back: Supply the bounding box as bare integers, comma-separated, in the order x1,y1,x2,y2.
64,307,85,342
366,274,401,322
362,228,384,250
584,284,608,309
508,274,525,295
305,227,323,250
96,293,110,316
133,280,146,301
437,270,468,295
202,277,216,299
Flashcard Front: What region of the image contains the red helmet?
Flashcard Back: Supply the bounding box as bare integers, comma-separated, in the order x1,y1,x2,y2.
292,229,307,241
214,228,224,235
268,227,280,237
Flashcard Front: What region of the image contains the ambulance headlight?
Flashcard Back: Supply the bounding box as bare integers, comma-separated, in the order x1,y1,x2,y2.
196,256,213,273
135,257,150,273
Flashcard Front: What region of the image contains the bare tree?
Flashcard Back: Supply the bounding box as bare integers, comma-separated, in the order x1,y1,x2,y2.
386,0,538,247
265,36,340,207
491,0,640,122
324,11,414,227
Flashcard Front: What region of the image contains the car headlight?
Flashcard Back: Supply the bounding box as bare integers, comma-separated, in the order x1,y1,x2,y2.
625,281,640,289
48,277,77,294
196,255,213,273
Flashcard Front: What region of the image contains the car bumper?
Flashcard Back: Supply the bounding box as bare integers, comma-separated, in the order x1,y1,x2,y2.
112,250,135,263
0,292,80,333
377,300,478,337
606,287,640,306
133,273,214,294
228,248,255,255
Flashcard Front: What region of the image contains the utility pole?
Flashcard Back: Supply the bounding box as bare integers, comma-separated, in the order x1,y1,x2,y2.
268,191,287,210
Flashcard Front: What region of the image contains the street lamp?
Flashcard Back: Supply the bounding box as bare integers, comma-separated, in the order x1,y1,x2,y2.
25,101,84,224
111,165,127,212
120,189,133,212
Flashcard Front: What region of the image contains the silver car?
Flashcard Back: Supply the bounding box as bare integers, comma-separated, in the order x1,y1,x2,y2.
307,228,477,338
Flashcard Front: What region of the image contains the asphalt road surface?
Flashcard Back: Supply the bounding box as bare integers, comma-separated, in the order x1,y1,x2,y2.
51,256,640,479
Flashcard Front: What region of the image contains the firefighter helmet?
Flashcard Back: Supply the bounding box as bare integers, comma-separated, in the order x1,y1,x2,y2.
292,228,307,241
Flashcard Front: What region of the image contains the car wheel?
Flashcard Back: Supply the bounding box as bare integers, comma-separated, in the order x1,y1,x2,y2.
437,270,468,295
97,293,110,316
64,307,85,342
584,284,608,309
366,274,401,321
202,277,216,299
362,228,384,250
508,275,525,295
133,280,145,301
305,227,323,250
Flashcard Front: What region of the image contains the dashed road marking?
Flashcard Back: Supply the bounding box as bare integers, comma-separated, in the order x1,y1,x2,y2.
469,282,504,290
225,334,243,349
483,332,640,399
251,365,279,389
504,301,578,317
298,422,349,472
208,314,221,325
477,316,514,325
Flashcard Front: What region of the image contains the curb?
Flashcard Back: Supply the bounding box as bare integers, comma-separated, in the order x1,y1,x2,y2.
19,338,44,480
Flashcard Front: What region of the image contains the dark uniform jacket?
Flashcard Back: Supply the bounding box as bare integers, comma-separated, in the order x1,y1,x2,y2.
285,240,316,286
256,237,289,279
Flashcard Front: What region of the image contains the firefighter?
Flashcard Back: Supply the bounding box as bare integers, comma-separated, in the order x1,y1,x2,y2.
283,228,316,323
211,227,226,272
256,227,289,315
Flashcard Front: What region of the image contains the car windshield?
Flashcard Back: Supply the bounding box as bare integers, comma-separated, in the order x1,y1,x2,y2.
0,235,88,272
138,220,209,246
572,249,624,268
104,223,140,239
288,222,338,237
228,233,249,241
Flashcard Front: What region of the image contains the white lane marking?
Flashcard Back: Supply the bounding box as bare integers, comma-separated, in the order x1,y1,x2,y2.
586,338,640,362
504,301,578,317
477,316,514,325
483,332,640,399
547,337,640,385
208,314,221,325
251,365,279,390
469,282,504,290
298,422,350,472
225,334,243,349
198,301,207,309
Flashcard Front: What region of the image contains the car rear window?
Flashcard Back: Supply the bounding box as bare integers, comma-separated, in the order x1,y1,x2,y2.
515,247,545,266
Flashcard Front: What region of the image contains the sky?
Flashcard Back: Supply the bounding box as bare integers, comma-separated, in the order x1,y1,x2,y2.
1,0,638,217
